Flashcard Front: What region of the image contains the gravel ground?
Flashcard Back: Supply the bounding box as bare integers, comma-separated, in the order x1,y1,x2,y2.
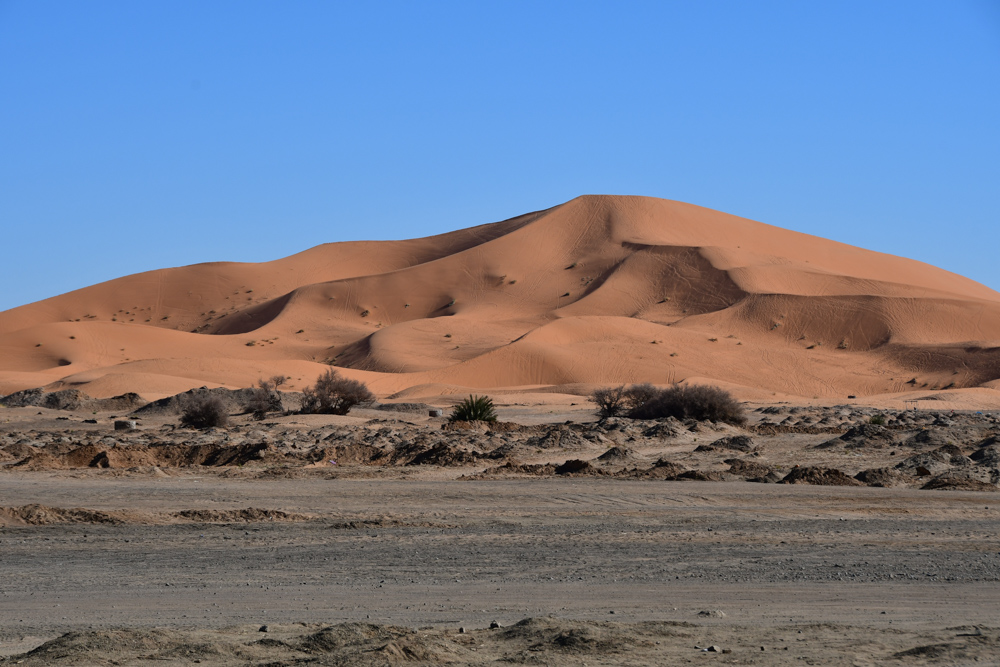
1,477,998,657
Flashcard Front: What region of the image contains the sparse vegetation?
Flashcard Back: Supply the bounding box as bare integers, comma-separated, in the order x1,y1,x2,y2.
449,395,497,422
179,393,230,429
869,414,886,425
629,384,745,424
622,383,659,411
248,375,288,420
590,383,659,418
591,385,627,418
300,369,374,415
593,383,744,424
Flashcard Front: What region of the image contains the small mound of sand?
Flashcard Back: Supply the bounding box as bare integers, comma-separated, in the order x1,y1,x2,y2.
895,451,955,477
642,419,689,440
468,461,557,478
11,451,68,470
0,388,146,412
920,476,998,492
406,442,482,466
854,467,912,487
1,441,39,459
440,420,491,432
172,508,311,522
820,424,898,450
780,466,864,486
293,622,413,654
902,429,961,449
676,469,728,481
620,458,688,480
555,459,602,475
708,435,756,452
970,445,1000,466
308,444,389,466
596,446,640,463
726,458,776,479
526,427,591,450
0,504,126,525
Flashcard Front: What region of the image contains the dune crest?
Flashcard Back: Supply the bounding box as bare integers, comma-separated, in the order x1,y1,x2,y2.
2,195,999,400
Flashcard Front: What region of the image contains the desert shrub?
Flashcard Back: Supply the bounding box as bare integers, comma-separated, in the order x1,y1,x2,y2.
868,414,886,425
622,383,658,411
591,385,627,418
300,369,374,415
248,375,288,420
449,395,498,422
179,393,230,429
628,384,745,425
591,383,660,418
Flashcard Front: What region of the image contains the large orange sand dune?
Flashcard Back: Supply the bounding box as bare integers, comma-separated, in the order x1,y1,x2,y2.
2,195,1000,402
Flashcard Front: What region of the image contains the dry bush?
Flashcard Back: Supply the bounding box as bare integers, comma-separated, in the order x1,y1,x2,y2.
628,384,745,425
248,375,287,420
300,370,374,415
591,385,627,418
179,393,230,429
622,383,658,412
591,383,660,418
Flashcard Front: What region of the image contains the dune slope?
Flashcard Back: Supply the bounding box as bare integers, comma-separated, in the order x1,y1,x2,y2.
2,195,999,400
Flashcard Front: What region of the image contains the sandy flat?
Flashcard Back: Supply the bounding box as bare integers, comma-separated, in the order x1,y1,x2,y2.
0,474,998,664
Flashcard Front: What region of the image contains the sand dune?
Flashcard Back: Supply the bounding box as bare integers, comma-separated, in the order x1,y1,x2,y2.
2,195,999,401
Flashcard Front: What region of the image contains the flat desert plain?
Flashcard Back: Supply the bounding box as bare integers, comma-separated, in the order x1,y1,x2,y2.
0,397,999,666
1,196,999,664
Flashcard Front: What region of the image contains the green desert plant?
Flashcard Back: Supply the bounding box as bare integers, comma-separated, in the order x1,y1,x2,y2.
300,369,374,415
449,395,498,422
868,414,887,425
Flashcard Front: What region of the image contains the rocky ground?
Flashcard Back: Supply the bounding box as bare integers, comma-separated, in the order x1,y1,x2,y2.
1,389,999,664
1,389,999,491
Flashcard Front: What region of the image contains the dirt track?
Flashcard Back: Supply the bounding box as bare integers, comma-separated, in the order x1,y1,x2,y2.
1,474,999,664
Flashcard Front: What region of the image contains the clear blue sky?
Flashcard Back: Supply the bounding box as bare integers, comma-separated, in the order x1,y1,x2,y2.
2,1,998,312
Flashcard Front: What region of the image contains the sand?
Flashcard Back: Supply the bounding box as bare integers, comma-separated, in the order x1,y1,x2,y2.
1,463,998,664
1,195,999,403
2,196,1000,664
0,400,997,663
